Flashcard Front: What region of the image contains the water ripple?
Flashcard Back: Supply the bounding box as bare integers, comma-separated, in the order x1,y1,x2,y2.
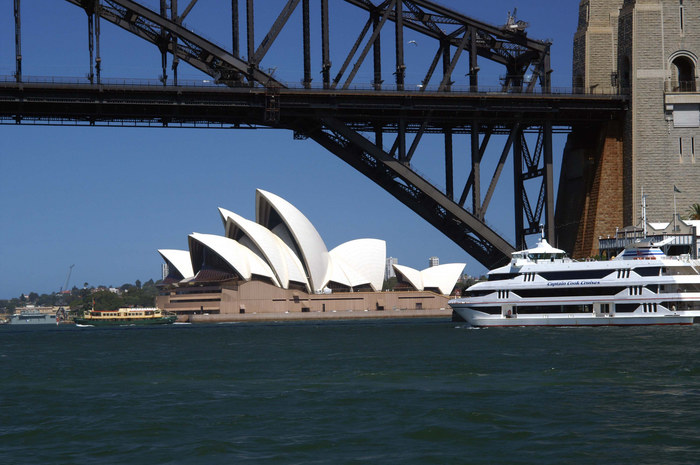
1,323,699,464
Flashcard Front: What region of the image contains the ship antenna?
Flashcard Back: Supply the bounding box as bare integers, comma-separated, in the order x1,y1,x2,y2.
641,188,647,238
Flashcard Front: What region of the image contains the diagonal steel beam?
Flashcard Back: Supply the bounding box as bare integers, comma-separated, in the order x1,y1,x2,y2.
458,128,491,207
179,0,198,20
438,30,469,92
332,18,372,89
65,0,282,87
481,123,519,214
344,0,550,62
342,0,396,90
305,125,512,266
251,0,300,66
420,43,443,90
317,116,515,262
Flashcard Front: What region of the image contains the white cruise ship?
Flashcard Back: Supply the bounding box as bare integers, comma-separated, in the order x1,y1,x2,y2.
449,235,700,327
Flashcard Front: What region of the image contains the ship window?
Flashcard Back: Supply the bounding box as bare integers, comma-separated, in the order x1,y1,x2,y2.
662,283,700,293
628,286,643,295
666,266,700,276
517,305,561,314
662,301,694,311
516,304,593,314
513,286,624,298
643,303,659,313
466,289,492,297
474,306,501,314
539,269,612,280
634,267,661,277
487,273,519,281
616,269,632,279
616,303,639,313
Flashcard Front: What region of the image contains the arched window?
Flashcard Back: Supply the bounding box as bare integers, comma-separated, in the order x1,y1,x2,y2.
671,56,696,92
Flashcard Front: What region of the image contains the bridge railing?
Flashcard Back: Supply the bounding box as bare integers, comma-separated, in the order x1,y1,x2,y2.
0,75,626,96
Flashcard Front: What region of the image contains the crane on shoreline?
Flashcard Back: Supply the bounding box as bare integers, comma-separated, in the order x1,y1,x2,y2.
56,265,75,321
60,264,75,294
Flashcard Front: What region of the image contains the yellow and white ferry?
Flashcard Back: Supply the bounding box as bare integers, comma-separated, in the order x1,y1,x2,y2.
74,307,177,326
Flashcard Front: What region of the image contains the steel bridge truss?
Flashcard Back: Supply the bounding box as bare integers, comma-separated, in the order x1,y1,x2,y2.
11,0,563,267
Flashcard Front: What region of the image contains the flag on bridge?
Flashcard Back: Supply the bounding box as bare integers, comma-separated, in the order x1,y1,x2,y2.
674,185,682,193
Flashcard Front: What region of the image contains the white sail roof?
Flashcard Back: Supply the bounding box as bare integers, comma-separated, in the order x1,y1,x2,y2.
393,262,465,295
323,255,354,288
421,263,465,295
188,233,279,286
218,207,309,291
256,189,330,292
329,239,386,291
157,249,194,279
158,189,461,295
393,264,424,291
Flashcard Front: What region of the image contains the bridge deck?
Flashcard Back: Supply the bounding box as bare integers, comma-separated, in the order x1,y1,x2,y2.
0,81,627,130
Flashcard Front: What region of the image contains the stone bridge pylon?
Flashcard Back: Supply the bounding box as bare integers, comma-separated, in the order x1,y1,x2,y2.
557,0,700,258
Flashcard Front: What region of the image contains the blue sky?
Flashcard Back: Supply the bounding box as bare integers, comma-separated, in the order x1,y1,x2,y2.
0,1,578,299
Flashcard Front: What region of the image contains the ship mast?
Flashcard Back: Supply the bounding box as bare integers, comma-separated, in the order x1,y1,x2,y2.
641,189,647,238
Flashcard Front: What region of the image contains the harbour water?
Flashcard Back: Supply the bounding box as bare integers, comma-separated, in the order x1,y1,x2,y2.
1,320,699,464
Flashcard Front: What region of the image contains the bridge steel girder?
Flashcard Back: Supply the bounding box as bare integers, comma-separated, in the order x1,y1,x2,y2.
303,117,515,268
511,123,554,250
345,0,551,91
13,1,624,268
0,83,626,127
64,0,282,86
0,80,625,264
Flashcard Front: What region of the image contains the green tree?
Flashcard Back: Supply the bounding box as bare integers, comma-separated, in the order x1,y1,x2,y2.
382,277,398,291
92,290,123,311
37,293,57,307
686,203,700,220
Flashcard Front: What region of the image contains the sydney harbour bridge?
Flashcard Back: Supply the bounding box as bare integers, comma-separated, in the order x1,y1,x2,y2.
1,0,627,269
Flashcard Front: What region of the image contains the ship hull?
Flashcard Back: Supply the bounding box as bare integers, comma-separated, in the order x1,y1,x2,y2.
5,313,57,325
74,316,176,326
451,307,698,327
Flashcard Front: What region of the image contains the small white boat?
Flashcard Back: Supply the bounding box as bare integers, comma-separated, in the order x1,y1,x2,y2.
449,234,700,327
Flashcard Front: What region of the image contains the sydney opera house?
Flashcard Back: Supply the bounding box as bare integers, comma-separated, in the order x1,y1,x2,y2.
156,189,465,321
